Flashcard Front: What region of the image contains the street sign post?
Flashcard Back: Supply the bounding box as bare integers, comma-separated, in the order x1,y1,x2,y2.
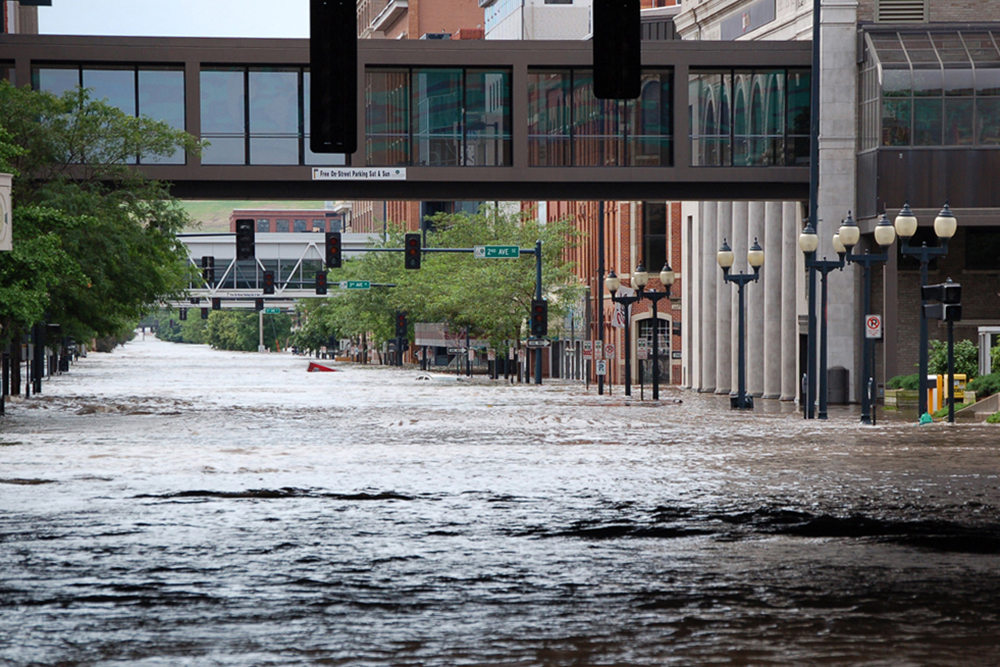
596,360,607,376
473,245,520,259
339,280,371,290
264,307,280,314
605,343,616,359
526,339,551,349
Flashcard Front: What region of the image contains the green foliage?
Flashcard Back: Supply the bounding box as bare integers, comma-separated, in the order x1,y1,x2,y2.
928,339,979,378
886,373,920,390
204,310,292,352
968,372,1000,400
993,344,1000,374
303,207,584,350
154,309,209,345
987,411,1000,424
0,81,202,346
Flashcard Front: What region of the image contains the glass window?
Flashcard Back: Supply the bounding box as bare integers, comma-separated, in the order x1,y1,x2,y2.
911,68,943,97
572,71,625,167
366,69,410,166
977,98,1000,145
275,219,290,232
201,69,246,164
976,68,1000,97
883,99,911,146
629,73,672,167
786,70,811,163
83,68,136,116
689,71,731,167
944,67,974,97
256,219,270,233
293,219,308,233
944,98,974,145
412,68,462,166
643,202,667,273
464,69,511,166
139,69,186,164
312,219,326,232
303,72,347,166
249,69,299,165
528,70,571,166
34,67,80,96
913,98,942,145
1,62,14,85
882,68,911,98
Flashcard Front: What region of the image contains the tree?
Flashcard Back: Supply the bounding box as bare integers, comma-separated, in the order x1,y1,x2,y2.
0,81,202,347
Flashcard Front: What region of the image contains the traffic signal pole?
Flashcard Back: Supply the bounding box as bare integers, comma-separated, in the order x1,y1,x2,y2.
535,239,543,386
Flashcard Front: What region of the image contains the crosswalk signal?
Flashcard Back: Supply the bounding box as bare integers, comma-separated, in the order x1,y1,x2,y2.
404,233,421,269
235,218,255,260
201,255,215,286
325,231,342,269
263,270,275,295
316,271,328,295
593,0,641,99
922,279,962,322
395,311,408,338
530,299,548,337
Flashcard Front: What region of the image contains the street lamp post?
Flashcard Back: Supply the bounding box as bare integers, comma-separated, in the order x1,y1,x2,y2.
893,202,957,420
834,212,897,425
605,262,675,400
799,222,843,420
718,238,764,410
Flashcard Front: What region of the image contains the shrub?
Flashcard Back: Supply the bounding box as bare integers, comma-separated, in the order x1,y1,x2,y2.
968,372,1000,400
993,344,1000,374
987,411,1000,424
928,339,979,378
887,373,920,390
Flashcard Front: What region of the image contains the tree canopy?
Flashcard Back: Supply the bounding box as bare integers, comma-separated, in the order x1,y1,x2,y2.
0,81,202,345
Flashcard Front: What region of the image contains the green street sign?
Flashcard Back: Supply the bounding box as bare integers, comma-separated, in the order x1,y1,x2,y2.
340,280,371,290
264,307,281,314
474,245,520,259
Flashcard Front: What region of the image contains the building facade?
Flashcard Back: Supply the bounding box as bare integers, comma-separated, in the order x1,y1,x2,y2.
675,0,1000,405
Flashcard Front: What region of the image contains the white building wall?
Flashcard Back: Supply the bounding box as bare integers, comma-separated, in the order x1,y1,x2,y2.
485,0,593,40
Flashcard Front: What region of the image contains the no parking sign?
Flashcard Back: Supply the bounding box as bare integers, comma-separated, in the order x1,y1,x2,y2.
865,315,882,339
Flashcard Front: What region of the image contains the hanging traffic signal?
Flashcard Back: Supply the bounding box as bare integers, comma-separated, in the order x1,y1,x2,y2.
263,271,275,295
212,297,221,310
395,311,408,338
593,0,641,99
235,218,255,260
201,308,209,320
315,271,328,295
179,308,188,321
201,255,215,286
325,231,342,268
255,298,264,312
310,0,357,154
530,299,548,337
404,233,421,269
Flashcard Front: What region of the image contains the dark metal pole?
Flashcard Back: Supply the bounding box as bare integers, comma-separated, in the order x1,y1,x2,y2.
737,281,747,409
623,301,632,397
597,203,605,395
861,260,873,424
819,270,829,419
947,317,955,423
535,239,543,385
652,298,661,401
918,253,930,417
806,0,821,420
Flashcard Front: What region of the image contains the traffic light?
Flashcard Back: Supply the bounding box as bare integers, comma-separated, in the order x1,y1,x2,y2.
263,271,275,295
530,299,548,337
395,311,408,338
201,255,215,286
325,231,342,268
235,218,255,260
212,297,221,310
179,308,188,321
310,0,357,154
255,298,264,312
922,280,962,322
593,0,641,99
404,233,421,269
201,307,209,320
315,271,328,295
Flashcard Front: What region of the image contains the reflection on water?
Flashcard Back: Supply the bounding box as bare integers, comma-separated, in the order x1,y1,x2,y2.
1,337,999,666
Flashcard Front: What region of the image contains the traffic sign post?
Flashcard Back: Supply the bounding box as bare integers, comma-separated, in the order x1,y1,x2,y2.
596,360,607,376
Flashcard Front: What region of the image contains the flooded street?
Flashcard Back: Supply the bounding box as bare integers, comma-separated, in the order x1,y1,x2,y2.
2,336,999,666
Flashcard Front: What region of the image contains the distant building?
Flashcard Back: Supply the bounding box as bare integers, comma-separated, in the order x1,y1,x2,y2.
2,1,41,36
228,206,349,234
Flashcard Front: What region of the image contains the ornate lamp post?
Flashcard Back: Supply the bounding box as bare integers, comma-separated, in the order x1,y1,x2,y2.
834,212,897,424
893,202,957,420
605,262,675,400
718,238,764,410
799,222,843,420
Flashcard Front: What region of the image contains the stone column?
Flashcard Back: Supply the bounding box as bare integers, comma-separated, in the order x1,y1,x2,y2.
763,201,782,399
781,201,801,401
747,201,765,397
700,201,718,392
730,201,749,393
715,201,733,395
